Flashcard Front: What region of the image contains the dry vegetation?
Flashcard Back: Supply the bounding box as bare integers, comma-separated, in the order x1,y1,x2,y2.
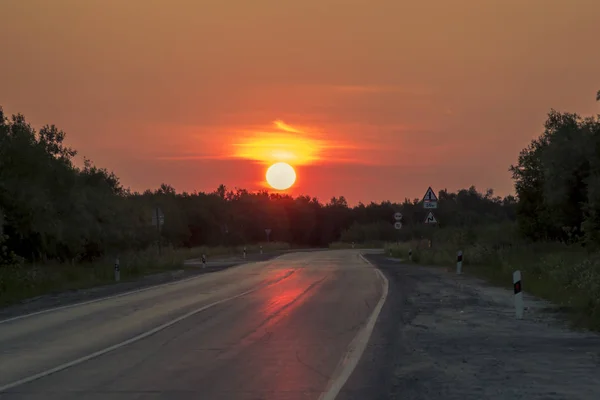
0,242,289,307
386,223,600,331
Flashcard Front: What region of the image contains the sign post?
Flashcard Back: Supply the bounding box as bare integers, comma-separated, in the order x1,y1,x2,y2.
393,212,402,245
422,187,438,247
114,257,120,282
456,250,463,274
152,207,165,256
513,271,524,319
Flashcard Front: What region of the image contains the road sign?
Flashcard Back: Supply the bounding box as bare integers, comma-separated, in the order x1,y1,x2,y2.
393,212,403,221
394,222,402,230
422,187,438,209
424,211,437,224
422,187,438,202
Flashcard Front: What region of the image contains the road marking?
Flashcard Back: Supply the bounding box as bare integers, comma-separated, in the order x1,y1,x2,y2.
0,261,260,325
0,285,261,392
318,253,389,400
0,266,298,392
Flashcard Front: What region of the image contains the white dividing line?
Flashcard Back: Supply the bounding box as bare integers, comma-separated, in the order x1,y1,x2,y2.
0,285,261,393
318,253,389,400
0,260,261,325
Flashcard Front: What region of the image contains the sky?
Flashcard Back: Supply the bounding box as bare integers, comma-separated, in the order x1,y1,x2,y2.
1,0,599,204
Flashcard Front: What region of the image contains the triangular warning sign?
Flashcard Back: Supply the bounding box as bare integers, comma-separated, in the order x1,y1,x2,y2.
422,187,438,202
424,211,437,224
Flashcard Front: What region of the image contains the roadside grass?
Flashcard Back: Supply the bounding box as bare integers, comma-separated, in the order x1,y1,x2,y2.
328,241,387,250
384,224,600,331
0,242,290,307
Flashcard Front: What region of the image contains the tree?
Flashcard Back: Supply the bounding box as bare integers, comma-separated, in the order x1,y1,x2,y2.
511,105,600,244
0,104,521,262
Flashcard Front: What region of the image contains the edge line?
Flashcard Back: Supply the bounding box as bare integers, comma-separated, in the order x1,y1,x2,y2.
318,252,389,400
0,260,267,325
0,285,260,392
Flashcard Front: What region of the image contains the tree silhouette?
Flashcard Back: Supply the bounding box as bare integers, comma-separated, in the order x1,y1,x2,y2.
0,105,521,264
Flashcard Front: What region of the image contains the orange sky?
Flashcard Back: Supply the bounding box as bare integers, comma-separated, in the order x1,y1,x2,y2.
2,0,599,204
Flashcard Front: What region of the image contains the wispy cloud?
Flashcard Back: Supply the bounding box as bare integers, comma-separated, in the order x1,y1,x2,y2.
273,119,302,133
230,120,356,166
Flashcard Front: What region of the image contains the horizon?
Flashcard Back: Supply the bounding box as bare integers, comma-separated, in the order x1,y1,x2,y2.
0,104,516,207
1,0,599,204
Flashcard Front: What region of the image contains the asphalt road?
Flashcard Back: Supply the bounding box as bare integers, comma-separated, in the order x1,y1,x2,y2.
0,249,321,321
0,250,386,400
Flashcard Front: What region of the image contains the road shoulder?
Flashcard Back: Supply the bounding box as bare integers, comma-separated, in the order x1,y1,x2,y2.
338,254,600,400
0,252,283,321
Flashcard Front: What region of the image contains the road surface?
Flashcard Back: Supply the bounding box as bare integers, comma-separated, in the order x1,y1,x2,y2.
0,250,386,400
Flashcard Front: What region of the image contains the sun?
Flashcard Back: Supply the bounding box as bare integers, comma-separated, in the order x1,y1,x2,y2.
266,162,296,190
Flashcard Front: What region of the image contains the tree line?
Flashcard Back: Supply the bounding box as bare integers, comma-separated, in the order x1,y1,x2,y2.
2,92,597,265
0,106,519,265
511,92,600,246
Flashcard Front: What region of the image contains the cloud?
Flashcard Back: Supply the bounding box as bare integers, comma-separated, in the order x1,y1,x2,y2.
273,119,302,133
229,119,358,166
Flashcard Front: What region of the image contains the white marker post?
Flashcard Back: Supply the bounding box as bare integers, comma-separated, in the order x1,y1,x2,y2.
201,254,206,268
456,250,463,274
114,257,120,282
260,245,263,254
513,270,524,319
243,247,247,259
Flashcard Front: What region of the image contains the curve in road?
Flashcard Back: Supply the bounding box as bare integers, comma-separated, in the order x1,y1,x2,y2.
0,250,386,400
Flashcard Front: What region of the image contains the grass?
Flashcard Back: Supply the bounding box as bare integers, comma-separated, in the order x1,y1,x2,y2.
0,242,290,307
328,241,387,249
383,224,600,331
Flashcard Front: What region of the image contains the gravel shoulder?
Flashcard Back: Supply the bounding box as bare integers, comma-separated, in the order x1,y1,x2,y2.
0,251,295,321
339,254,600,400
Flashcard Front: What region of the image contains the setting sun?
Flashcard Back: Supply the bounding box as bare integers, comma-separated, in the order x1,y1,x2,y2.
266,162,296,190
